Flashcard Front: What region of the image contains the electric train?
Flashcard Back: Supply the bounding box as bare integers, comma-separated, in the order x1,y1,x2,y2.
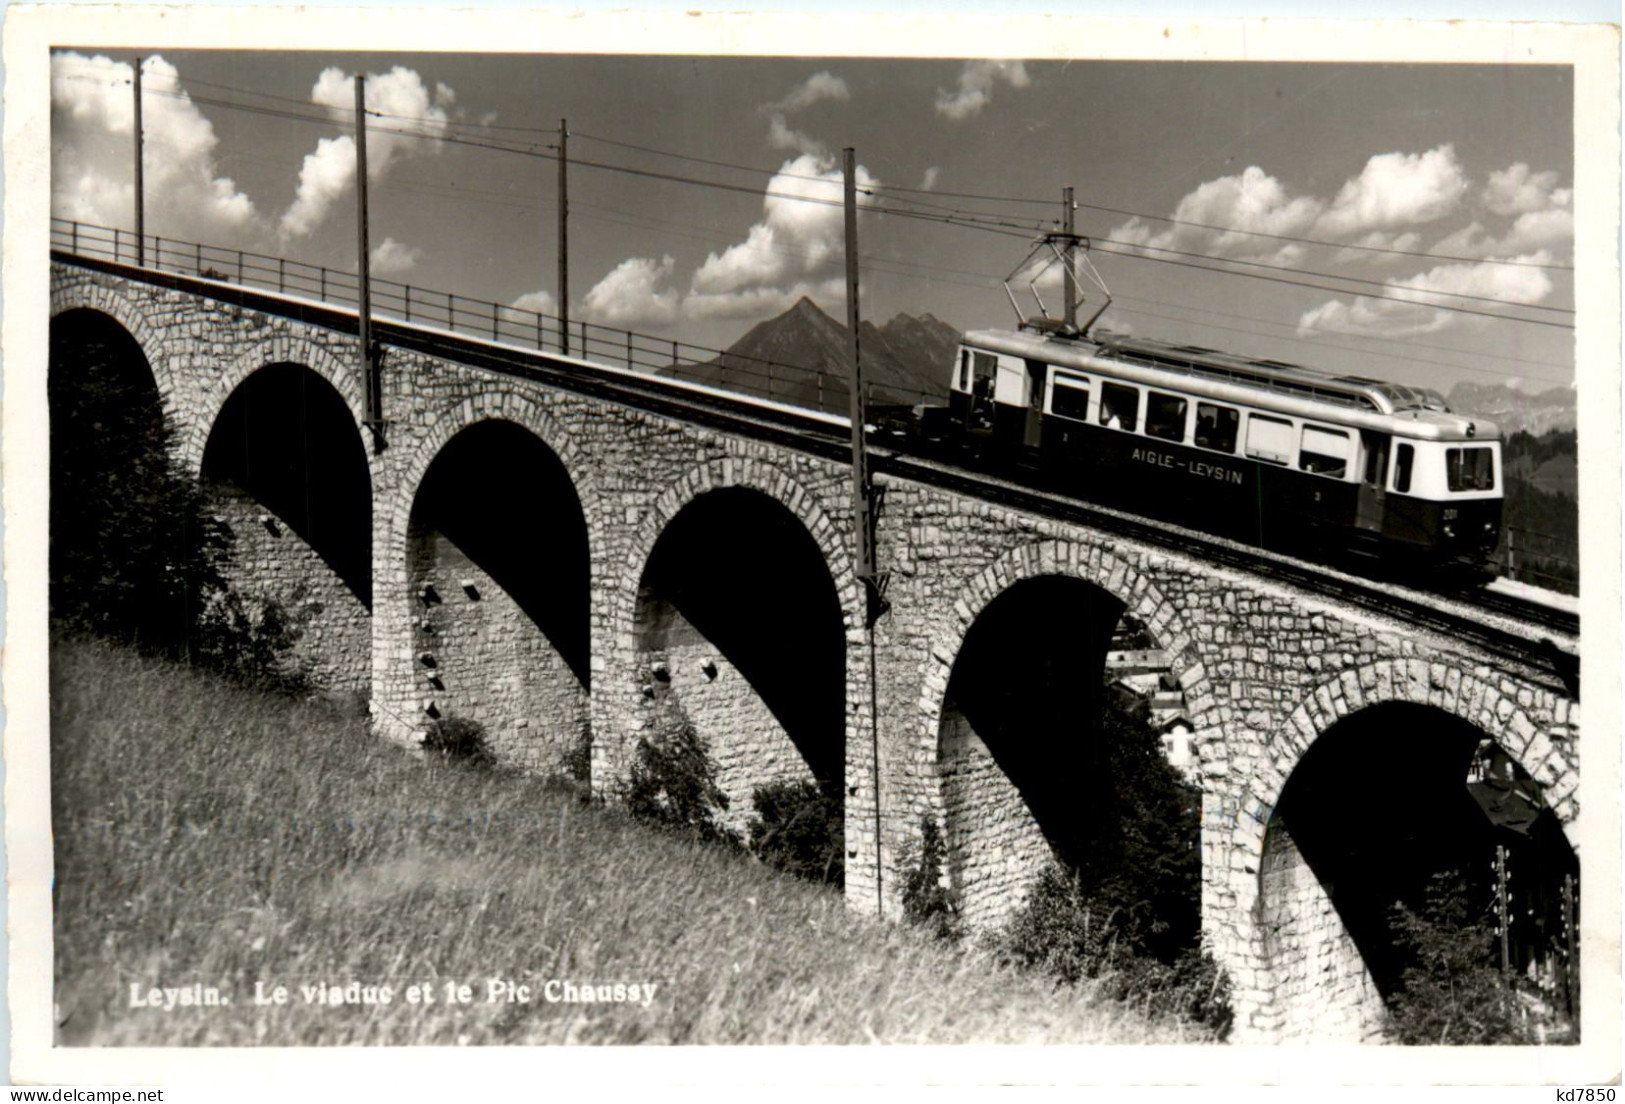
911,278,1502,571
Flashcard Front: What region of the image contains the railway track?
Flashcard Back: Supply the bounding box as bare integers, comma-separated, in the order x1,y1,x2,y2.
56,253,1582,693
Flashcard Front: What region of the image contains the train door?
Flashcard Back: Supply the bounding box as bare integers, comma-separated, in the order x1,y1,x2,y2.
1356,430,1389,537
967,351,996,433
1023,359,1047,450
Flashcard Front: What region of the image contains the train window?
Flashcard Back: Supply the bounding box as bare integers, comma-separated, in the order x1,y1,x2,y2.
1195,403,1239,453
1100,382,1140,431
1394,443,1415,493
1244,414,1292,465
1447,446,1496,492
1146,392,1188,442
958,349,970,391
1299,425,1351,478
971,353,997,402
1050,380,1091,422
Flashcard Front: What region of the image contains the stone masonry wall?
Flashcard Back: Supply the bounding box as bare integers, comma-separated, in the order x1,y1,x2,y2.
50,263,1581,1045
1258,817,1387,1042
938,706,1052,929
636,611,821,839
209,480,371,694
408,528,588,773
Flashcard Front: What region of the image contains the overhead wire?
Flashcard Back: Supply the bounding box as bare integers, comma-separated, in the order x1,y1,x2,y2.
68,69,1582,345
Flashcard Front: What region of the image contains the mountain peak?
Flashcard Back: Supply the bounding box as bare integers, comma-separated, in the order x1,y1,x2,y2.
696,297,959,414
790,295,832,318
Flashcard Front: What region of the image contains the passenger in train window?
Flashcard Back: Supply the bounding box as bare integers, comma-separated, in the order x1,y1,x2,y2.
1195,402,1238,452
1100,383,1138,431
1195,407,1216,447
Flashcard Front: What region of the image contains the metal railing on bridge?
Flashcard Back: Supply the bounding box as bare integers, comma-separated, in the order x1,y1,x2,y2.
1494,526,1578,595
50,218,943,418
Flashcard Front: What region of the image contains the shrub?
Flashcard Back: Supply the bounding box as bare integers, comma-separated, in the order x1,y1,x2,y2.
422,715,496,770
559,732,593,789
625,722,737,846
900,816,958,940
748,780,843,886
1383,872,1534,1045
190,588,310,693
1072,685,1204,963
1116,947,1234,1039
997,861,1126,985
993,861,1233,1039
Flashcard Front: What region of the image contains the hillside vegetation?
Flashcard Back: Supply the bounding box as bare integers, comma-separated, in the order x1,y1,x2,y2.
1499,430,1579,594
50,637,1214,1046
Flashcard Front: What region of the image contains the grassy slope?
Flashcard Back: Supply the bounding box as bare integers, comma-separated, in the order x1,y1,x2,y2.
51,638,1203,1046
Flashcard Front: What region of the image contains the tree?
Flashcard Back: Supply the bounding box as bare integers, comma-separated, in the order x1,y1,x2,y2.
49,315,234,656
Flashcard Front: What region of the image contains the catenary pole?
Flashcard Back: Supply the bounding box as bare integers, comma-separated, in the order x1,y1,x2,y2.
133,57,145,266
558,119,570,355
356,74,380,446
845,146,873,582
845,147,886,916
1062,185,1077,330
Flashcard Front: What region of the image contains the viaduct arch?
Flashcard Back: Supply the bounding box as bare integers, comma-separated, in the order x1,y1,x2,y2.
603,454,864,832
914,539,1219,929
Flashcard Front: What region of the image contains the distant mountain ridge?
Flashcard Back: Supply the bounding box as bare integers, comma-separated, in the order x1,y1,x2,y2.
694,297,959,414
1447,380,1576,436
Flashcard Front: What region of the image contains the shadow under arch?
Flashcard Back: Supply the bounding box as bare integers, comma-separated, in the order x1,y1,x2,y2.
201,362,373,606
936,574,1134,927
1262,701,1579,1032
634,485,845,798
49,308,190,640
406,418,591,770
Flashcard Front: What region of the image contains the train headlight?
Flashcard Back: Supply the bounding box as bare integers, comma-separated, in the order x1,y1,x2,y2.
1443,524,1456,538
1467,422,1477,438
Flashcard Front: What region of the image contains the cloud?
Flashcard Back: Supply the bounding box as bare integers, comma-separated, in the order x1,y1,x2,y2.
369,236,421,275
689,153,876,305
918,166,941,191
767,71,850,113
1330,229,1423,265
279,64,454,238
1482,162,1568,216
1431,171,1572,260
581,255,680,328
281,136,357,239
1313,145,1469,238
1297,251,1556,338
1109,166,1321,266
509,289,558,317
685,276,848,322
935,60,1030,121
768,115,822,157
1430,214,1574,261
51,52,259,242
763,71,850,157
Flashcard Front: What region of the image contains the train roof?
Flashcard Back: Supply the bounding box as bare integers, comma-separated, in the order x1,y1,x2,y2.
1093,333,1449,416
962,327,1501,443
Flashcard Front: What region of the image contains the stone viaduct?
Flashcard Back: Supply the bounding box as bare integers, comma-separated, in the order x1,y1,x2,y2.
50,257,1581,1044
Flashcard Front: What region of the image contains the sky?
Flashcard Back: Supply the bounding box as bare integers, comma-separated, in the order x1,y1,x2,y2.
49,50,1577,397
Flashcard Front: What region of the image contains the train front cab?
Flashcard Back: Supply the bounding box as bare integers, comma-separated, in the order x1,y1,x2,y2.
948,345,1047,462
1374,433,1502,568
